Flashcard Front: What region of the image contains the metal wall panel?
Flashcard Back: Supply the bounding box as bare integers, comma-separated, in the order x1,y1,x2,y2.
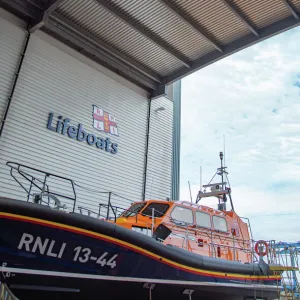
0,14,26,130
145,96,173,200
233,0,291,29
0,20,150,215
56,0,184,76
111,0,215,60
171,0,251,47
290,0,300,11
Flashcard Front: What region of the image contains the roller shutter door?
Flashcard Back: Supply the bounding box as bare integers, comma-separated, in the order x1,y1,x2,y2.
145,96,173,200
0,28,148,215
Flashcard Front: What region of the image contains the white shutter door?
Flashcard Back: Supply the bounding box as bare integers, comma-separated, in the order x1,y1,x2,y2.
0,31,148,215
145,97,173,200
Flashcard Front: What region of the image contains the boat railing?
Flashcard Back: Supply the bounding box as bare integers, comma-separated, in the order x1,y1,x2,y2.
0,281,18,300
76,203,157,235
6,161,136,217
164,220,256,261
96,203,257,262
98,203,164,235
74,197,259,263
6,161,77,213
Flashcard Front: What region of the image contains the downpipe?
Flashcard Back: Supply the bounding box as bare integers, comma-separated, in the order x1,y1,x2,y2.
0,30,31,138
142,98,151,201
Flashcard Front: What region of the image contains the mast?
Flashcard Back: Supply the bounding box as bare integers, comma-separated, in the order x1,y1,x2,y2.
196,151,235,212
219,151,224,188
219,151,227,209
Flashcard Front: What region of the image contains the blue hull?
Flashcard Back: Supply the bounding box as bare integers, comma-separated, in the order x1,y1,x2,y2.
0,198,280,300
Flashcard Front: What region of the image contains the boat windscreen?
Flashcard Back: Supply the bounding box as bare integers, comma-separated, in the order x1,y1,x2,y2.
141,203,170,218
122,202,146,217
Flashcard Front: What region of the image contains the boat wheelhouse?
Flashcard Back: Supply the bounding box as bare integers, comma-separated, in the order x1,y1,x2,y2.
114,199,252,264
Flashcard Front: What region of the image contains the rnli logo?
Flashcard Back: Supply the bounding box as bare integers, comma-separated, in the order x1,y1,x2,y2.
92,105,119,137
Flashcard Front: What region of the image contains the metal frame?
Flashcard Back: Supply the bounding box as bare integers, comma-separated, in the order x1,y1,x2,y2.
1,0,300,95
29,0,63,32
281,0,299,20
142,98,151,201
93,0,192,69
222,0,259,37
48,13,161,86
0,0,164,95
49,11,162,84
159,0,223,53
171,80,181,200
44,19,159,92
164,15,300,84
6,161,77,212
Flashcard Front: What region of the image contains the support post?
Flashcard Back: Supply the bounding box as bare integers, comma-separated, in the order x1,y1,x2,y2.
233,234,236,261
171,80,181,200
142,99,151,200
143,283,155,300
106,192,112,220
183,289,194,300
151,208,155,236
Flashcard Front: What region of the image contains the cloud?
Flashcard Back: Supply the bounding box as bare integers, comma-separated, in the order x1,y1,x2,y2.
180,26,300,242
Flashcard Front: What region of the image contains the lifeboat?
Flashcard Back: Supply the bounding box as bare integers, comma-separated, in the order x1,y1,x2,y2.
0,158,283,300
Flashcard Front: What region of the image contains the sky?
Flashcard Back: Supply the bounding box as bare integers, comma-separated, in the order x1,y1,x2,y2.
180,26,300,242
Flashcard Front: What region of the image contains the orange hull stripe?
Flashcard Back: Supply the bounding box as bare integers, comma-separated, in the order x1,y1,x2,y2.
0,212,280,281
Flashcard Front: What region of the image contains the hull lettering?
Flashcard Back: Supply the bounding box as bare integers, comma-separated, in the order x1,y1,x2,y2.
16,233,118,268
18,233,66,259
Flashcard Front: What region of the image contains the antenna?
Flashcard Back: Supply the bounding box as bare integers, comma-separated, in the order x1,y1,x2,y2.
200,166,202,192
223,134,226,168
219,152,224,187
188,181,193,202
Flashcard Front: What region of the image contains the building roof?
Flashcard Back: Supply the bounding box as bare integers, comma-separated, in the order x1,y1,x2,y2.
2,0,300,97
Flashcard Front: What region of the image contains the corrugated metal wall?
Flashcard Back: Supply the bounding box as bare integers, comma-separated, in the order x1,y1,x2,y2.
0,15,150,215
0,15,26,130
145,96,173,200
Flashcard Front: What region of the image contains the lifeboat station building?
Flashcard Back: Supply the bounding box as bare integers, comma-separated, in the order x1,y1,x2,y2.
1,0,300,213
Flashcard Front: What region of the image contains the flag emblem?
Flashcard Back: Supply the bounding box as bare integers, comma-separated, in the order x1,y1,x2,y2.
92,105,119,136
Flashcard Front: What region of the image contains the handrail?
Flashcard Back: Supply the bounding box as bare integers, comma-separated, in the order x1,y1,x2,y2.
0,281,18,300
6,161,77,212
98,203,166,223
96,202,255,261
78,207,100,218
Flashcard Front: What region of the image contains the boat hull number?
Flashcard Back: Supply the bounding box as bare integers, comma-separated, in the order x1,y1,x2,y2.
17,233,118,268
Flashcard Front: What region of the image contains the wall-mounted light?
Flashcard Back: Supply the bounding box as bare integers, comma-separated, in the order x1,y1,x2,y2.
154,106,165,112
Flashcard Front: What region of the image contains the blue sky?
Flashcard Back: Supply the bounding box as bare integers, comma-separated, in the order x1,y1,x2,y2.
180,26,300,242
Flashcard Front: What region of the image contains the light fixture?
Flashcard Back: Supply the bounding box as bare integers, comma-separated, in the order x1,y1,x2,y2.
154,107,165,112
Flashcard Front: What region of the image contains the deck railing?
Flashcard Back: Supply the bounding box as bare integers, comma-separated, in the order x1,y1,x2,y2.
0,281,18,300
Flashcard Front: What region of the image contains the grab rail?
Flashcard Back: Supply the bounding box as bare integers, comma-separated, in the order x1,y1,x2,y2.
6,162,77,213
0,281,18,300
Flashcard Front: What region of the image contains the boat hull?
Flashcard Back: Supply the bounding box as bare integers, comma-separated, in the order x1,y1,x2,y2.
0,198,280,299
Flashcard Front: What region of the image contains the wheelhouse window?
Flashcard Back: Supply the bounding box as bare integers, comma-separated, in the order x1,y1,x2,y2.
170,206,193,224
212,216,228,232
141,203,170,217
196,211,211,228
122,202,146,217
